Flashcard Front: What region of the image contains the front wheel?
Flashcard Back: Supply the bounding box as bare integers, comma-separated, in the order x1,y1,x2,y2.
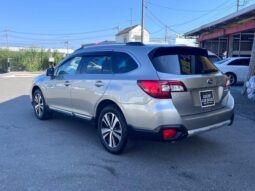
33,89,52,120
97,105,128,154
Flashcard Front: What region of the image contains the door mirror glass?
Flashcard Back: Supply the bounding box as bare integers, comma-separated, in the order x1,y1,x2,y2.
46,67,55,77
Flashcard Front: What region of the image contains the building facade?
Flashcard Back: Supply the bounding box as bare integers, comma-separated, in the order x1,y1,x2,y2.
186,4,255,58
115,25,150,43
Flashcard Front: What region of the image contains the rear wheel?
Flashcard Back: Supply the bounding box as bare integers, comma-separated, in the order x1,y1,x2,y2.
97,105,128,154
33,89,52,120
226,73,237,85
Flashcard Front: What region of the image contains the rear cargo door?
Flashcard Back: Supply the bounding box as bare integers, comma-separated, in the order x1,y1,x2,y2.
149,47,228,116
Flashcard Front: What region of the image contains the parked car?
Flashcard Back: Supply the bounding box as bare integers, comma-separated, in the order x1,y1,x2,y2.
215,57,250,85
30,43,234,154
208,51,222,64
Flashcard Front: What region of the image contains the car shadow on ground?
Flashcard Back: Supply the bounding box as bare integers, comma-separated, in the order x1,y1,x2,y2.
0,95,224,161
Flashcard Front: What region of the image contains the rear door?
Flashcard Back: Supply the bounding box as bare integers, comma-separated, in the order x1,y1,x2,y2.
149,47,227,116
70,52,113,118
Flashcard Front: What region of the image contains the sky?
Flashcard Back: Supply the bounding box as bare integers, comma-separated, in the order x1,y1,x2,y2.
0,0,255,49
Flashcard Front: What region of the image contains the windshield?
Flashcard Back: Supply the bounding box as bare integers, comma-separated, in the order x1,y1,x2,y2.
208,55,221,63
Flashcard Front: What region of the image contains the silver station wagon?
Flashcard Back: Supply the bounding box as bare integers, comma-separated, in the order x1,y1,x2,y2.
30,43,235,154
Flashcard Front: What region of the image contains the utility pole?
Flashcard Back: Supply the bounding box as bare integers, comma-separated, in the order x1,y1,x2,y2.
116,25,120,33
64,41,69,55
165,25,168,43
236,0,240,12
4,28,9,50
4,28,10,72
141,0,145,43
237,0,249,12
129,8,135,26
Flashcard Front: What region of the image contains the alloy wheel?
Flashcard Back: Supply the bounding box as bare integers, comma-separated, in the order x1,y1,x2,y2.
34,93,44,117
227,74,236,85
101,112,122,148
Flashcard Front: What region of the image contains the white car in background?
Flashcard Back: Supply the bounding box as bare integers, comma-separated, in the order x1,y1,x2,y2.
215,57,250,85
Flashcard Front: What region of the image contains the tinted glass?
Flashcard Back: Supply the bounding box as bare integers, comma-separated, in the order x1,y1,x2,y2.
228,59,250,66
113,52,138,73
208,55,221,63
57,57,82,75
80,56,112,74
152,54,218,75
215,58,231,64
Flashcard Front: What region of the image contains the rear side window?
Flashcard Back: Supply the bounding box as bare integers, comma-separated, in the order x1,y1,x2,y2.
228,59,250,66
150,47,218,75
112,52,138,73
216,58,231,64
80,56,112,74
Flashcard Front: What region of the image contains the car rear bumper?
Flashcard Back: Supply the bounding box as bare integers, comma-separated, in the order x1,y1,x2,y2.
187,118,232,137
123,92,234,131
130,113,234,141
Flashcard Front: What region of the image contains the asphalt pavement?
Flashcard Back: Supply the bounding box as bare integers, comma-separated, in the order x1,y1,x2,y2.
0,77,255,191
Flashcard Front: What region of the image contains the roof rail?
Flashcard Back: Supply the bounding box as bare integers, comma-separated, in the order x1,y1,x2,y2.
126,42,144,46
81,42,124,48
74,41,145,52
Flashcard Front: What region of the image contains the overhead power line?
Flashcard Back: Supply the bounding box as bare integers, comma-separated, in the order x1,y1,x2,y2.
236,0,252,11
149,28,164,34
146,1,223,13
145,0,233,34
195,3,236,26
145,7,179,34
168,0,233,27
0,33,115,49
1,27,118,36
2,33,114,42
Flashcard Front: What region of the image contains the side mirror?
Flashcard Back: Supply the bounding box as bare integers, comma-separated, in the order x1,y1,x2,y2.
46,68,55,77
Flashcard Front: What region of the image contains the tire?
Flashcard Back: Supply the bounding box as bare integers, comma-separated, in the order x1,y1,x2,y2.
33,89,52,120
97,105,128,154
226,73,237,86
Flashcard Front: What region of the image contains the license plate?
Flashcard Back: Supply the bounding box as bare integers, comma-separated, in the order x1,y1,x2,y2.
199,90,215,108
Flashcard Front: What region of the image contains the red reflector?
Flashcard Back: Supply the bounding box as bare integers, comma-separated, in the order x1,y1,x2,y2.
162,129,177,139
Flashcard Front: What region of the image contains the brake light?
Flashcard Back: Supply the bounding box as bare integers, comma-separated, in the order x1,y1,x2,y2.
137,80,186,99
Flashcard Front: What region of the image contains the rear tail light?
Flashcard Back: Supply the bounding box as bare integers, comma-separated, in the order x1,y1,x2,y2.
162,129,177,139
137,80,186,99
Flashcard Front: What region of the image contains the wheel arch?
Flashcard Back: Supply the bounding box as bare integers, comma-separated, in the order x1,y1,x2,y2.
225,71,237,76
32,85,42,96
225,72,237,83
95,99,127,125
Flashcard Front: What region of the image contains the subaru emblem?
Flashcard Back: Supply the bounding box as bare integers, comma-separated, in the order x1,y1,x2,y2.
207,78,213,84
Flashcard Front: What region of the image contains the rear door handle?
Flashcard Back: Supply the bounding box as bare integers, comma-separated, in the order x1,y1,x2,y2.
64,81,72,86
95,81,104,87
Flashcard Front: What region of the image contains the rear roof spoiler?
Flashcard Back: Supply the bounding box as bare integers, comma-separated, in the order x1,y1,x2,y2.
149,46,208,58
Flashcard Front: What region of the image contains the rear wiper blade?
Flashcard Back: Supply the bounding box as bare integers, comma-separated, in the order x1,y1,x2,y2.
201,68,218,74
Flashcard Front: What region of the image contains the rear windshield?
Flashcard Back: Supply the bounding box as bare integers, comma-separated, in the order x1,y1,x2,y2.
208,55,221,64
150,47,219,75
